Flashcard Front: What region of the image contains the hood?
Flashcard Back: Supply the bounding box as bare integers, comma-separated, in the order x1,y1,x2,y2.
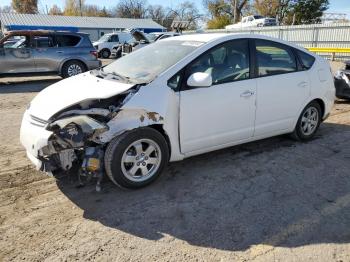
93,41,102,46
129,29,149,43
29,73,134,121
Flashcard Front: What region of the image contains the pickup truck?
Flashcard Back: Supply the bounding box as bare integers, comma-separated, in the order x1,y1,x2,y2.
225,15,277,30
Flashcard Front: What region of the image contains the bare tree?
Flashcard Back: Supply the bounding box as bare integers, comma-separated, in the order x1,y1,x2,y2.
12,0,38,14
147,4,166,24
169,1,202,29
113,0,148,18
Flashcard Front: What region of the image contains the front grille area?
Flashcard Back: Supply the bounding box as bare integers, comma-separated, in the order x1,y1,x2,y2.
29,115,48,128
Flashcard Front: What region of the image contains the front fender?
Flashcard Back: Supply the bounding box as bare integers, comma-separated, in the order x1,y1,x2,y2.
97,109,164,143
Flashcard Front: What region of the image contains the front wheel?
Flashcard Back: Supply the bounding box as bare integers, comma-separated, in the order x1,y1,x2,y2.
104,127,169,189
291,101,322,141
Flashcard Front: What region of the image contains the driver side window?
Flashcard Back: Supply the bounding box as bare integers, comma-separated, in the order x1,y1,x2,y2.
185,39,250,89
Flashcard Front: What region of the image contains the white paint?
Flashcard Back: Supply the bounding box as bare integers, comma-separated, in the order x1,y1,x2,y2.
29,73,133,121
20,33,335,170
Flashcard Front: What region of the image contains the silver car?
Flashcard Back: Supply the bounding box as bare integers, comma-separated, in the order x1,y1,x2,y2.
0,30,101,78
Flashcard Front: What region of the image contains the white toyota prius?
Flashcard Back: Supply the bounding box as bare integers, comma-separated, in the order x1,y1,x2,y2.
20,33,335,189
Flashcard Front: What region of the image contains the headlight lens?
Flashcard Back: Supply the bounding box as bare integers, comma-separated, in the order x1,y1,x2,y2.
48,115,108,134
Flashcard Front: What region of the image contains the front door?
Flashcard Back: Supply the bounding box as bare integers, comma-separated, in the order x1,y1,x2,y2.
0,35,35,74
179,39,257,154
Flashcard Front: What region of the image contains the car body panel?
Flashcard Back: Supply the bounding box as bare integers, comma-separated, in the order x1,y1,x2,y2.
179,79,257,153
29,73,133,121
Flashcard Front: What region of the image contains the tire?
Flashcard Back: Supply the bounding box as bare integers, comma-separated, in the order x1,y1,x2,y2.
104,127,169,189
291,101,322,141
61,60,86,78
100,49,111,59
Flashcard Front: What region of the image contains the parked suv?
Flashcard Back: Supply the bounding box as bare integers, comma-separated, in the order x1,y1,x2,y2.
93,32,132,58
0,30,101,78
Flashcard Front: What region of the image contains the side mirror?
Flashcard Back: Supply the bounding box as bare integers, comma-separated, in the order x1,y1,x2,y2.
187,72,212,87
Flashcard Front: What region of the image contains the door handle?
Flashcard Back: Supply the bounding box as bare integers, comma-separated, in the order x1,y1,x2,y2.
240,90,254,98
298,81,308,88
56,51,64,54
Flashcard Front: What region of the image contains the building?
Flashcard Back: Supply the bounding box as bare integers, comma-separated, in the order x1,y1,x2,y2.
0,13,165,41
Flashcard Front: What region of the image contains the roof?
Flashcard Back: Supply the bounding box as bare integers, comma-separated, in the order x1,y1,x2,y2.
0,13,165,30
165,33,229,43
164,33,314,54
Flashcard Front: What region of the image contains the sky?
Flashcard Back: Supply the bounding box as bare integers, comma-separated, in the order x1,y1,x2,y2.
1,0,350,18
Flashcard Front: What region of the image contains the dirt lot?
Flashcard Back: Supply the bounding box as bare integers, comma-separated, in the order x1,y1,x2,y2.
1,61,350,261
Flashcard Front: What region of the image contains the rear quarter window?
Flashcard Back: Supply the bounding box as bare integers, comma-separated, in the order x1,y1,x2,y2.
55,35,81,47
296,50,315,70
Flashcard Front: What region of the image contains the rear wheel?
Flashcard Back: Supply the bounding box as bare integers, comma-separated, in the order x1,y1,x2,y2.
291,101,322,141
61,60,85,78
104,127,169,189
100,49,111,59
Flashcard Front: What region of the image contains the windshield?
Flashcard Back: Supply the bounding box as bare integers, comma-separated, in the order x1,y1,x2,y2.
97,34,110,42
253,15,264,19
102,40,204,84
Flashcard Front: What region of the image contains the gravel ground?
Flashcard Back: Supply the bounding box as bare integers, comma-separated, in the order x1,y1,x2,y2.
0,61,350,261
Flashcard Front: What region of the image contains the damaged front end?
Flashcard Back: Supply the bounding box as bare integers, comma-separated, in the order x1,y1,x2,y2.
34,86,141,190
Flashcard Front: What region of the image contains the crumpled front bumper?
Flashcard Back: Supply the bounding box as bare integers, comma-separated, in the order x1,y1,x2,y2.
20,110,53,170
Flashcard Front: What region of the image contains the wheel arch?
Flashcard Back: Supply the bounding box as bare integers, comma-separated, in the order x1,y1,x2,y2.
59,58,88,75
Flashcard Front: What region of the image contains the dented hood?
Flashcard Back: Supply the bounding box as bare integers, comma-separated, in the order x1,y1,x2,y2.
29,73,133,121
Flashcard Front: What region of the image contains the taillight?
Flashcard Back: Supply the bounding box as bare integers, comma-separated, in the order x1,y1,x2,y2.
90,50,98,58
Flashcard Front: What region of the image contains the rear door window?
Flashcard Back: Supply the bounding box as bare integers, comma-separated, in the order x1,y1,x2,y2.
255,39,297,77
55,35,81,47
33,35,54,48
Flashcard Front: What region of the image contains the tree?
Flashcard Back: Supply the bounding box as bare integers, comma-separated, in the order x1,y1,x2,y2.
232,0,249,23
84,5,101,17
254,0,280,17
203,0,250,26
169,1,201,30
98,7,110,17
147,5,166,24
113,0,148,18
289,0,329,24
204,0,231,29
12,0,38,14
48,4,63,15
63,0,85,16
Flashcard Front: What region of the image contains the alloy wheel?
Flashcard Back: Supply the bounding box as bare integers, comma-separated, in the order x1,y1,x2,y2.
121,139,162,182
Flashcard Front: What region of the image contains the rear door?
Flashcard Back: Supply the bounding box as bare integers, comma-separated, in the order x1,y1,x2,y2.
31,34,59,72
0,34,36,74
253,39,310,137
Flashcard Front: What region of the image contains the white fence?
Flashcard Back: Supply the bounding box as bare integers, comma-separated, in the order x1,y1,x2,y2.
188,23,350,60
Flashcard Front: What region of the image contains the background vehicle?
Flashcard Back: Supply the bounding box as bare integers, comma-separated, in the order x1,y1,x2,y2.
226,15,277,29
20,34,334,190
334,60,350,99
0,30,101,78
93,32,132,58
111,30,150,58
111,31,180,58
148,32,181,41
